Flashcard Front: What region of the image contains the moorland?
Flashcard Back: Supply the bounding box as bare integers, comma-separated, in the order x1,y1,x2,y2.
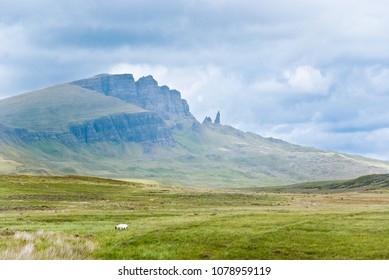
1,174,389,260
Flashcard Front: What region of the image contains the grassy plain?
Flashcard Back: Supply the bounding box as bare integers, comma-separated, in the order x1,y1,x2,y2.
1,175,389,260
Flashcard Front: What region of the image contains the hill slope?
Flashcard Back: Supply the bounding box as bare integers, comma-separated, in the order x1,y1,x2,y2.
1,74,389,187
0,84,145,132
260,174,389,193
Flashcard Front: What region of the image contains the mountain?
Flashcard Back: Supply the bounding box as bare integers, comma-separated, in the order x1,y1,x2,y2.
1,73,389,187
71,74,192,121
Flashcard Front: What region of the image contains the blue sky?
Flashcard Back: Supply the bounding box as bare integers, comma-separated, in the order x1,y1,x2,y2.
1,0,389,159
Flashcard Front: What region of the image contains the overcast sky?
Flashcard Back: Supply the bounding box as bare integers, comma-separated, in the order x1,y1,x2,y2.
1,0,389,159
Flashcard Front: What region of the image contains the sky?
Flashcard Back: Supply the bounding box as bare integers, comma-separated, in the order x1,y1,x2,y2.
1,0,389,159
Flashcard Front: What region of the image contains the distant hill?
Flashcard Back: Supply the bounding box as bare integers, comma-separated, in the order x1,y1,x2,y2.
256,174,389,193
1,74,389,187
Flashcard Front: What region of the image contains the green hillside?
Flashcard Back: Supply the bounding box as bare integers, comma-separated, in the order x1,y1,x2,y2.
2,120,389,188
1,74,389,188
259,174,389,193
0,84,145,132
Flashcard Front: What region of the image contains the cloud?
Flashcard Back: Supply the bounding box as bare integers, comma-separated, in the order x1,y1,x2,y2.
284,65,332,94
0,23,25,54
268,123,389,161
366,66,389,93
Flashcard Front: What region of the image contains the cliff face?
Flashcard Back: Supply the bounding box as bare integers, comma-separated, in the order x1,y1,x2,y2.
0,113,174,146
69,112,174,145
0,123,74,144
72,74,192,120
71,74,138,102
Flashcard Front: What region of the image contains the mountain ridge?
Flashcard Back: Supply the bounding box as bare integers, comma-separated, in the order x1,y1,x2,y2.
1,73,389,187
71,74,193,121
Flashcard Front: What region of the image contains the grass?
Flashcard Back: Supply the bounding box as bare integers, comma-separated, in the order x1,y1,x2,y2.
0,230,96,260
1,174,389,259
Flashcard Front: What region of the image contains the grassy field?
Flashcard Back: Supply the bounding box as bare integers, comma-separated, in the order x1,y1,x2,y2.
1,174,389,260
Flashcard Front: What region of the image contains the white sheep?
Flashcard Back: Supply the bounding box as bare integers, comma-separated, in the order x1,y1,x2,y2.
115,224,128,230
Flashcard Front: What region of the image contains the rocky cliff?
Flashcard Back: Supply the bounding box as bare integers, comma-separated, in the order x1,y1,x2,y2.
0,123,75,145
69,112,174,145
0,113,174,146
72,74,192,120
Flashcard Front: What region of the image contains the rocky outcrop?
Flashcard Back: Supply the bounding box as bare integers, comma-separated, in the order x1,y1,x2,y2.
202,116,212,125
214,111,221,125
0,123,75,144
69,112,174,145
71,74,137,102
0,112,174,146
72,74,193,120
202,111,221,125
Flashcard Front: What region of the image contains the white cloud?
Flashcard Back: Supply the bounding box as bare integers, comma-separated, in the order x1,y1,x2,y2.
249,79,286,94
284,65,332,94
366,66,389,93
0,24,24,54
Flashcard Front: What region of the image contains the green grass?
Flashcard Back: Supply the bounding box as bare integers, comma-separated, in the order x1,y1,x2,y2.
1,175,389,259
